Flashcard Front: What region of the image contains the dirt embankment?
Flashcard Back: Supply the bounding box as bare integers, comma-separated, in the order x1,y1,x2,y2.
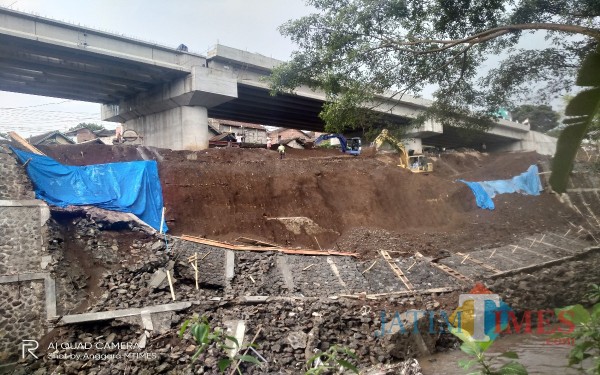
39,145,581,257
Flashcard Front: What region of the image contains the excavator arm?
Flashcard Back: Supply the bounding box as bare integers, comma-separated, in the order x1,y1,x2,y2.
373,129,409,168
314,134,348,152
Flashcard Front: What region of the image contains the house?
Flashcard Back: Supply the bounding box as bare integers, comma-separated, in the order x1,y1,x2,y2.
208,119,267,144
65,126,116,144
268,128,314,147
94,129,117,144
280,137,311,149
27,131,75,146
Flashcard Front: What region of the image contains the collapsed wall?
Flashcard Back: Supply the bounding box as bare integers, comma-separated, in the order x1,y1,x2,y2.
5,144,599,374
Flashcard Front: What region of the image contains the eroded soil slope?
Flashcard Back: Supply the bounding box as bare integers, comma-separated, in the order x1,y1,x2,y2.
39,145,581,257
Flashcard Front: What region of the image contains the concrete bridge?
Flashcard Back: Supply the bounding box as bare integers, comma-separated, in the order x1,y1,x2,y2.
0,7,555,153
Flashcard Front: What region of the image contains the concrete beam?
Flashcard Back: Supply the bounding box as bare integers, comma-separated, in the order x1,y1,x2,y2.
0,8,205,72
208,44,280,72
225,250,235,291
0,200,49,226
44,276,57,320
0,71,130,99
0,60,154,92
0,39,183,85
0,272,58,320
60,302,192,325
277,256,296,291
102,66,237,122
0,200,46,207
404,119,444,138
0,81,117,104
224,320,246,358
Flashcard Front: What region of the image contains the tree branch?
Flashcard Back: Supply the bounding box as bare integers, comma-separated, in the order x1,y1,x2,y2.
396,23,600,47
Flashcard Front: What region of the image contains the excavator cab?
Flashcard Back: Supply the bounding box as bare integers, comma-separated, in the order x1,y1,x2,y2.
346,137,362,156
374,129,433,173
407,154,433,172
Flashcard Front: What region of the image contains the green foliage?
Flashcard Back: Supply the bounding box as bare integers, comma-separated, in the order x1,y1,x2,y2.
510,104,560,133
554,286,600,374
305,345,359,374
550,47,600,193
0,132,7,139
179,315,260,373
269,0,600,133
585,284,600,304
450,327,528,375
68,122,106,132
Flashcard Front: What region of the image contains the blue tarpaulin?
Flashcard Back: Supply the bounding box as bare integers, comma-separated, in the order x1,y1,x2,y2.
461,180,496,210
11,147,167,232
460,165,542,210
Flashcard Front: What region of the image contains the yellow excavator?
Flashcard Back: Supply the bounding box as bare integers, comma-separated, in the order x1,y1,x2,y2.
373,129,433,173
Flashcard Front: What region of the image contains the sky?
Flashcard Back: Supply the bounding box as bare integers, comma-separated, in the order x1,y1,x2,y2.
0,0,314,136
0,1,568,137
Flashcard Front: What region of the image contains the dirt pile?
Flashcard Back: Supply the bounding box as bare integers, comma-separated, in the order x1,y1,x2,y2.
39,145,581,257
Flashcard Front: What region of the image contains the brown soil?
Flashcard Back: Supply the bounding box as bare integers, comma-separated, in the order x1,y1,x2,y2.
39,144,583,258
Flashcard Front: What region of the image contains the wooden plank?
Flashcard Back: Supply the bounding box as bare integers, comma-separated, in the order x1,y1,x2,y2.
235,236,278,247
8,131,45,155
178,235,358,257
166,270,176,301
380,250,414,290
340,286,458,300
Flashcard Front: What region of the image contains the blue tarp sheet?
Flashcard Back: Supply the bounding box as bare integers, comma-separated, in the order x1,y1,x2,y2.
460,165,542,210
11,148,167,232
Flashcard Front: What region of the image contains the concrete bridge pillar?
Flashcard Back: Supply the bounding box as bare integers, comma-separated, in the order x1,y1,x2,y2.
125,106,209,150
101,66,237,151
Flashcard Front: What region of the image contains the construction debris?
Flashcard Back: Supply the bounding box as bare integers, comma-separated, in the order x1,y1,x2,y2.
8,131,45,155
179,234,358,257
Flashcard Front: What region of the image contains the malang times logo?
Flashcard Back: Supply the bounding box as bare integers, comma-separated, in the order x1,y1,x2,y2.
451,283,576,344
376,283,577,345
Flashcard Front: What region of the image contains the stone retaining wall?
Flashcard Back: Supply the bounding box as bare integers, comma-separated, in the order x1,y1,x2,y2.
0,148,50,363
0,280,46,363
0,148,33,200
0,205,44,275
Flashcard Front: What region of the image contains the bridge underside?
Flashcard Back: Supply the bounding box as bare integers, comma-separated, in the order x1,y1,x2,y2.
422,126,517,150
0,34,187,103
208,84,413,132
208,84,518,151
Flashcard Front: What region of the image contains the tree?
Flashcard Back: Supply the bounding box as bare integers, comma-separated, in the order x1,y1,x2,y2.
68,123,105,132
511,104,560,133
269,0,600,134
549,45,600,193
